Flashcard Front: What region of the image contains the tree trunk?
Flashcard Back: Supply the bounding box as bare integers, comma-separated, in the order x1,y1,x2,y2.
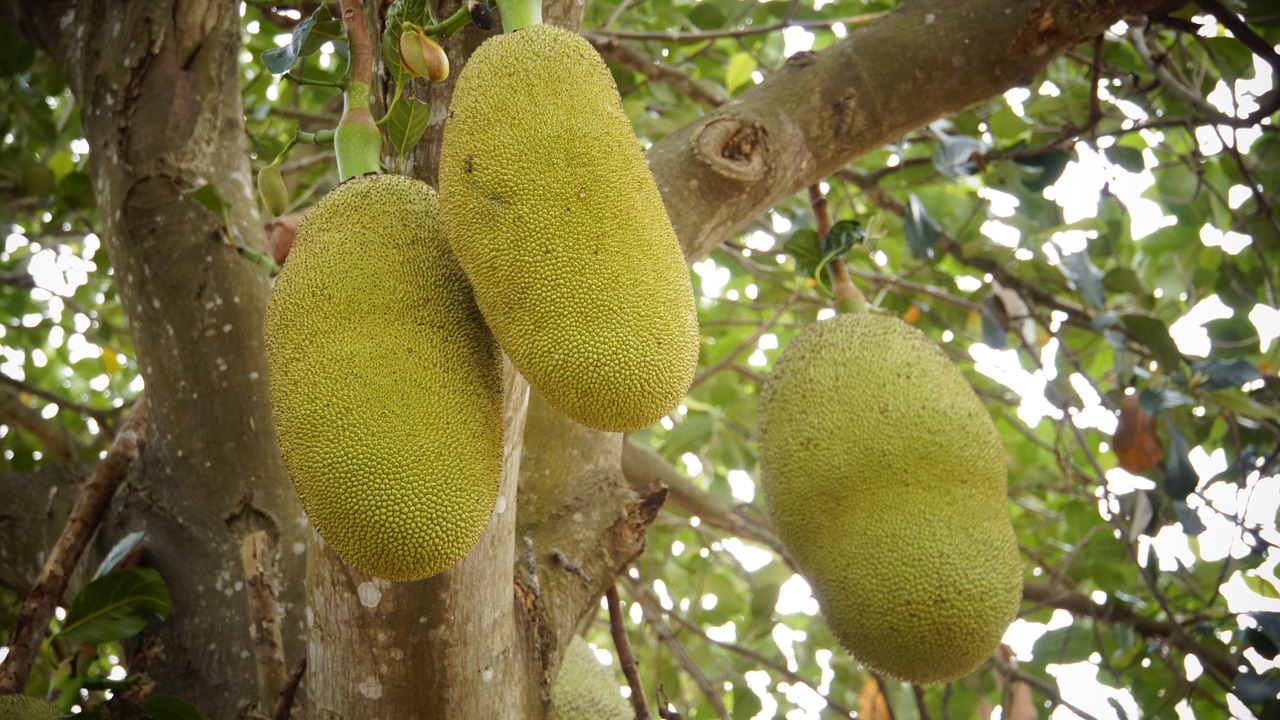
3,1,306,715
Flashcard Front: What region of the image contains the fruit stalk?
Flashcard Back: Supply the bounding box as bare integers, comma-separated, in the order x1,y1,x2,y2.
493,0,542,33
335,0,381,180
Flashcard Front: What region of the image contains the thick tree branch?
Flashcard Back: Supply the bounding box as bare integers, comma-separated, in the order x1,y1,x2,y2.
1021,582,1238,680
0,396,149,694
647,0,1187,264
0,390,76,461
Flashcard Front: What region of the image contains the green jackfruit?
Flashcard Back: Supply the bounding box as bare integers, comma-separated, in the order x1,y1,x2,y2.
759,312,1022,684
551,636,631,720
265,173,503,582
0,695,58,720
439,23,698,433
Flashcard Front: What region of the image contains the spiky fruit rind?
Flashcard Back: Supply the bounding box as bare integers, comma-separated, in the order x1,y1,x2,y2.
265,174,503,581
439,23,698,433
551,637,632,720
759,312,1022,683
0,695,58,720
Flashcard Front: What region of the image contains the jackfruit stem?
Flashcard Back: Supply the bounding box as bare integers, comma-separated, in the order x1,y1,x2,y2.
830,258,867,314
493,0,542,33
335,0,382,180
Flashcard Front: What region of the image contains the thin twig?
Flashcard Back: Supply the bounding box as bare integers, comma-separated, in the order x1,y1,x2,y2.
588,36,727,107
689,294,797,391
1194,0,1280,79
990,655,1101,720
593,12,885,42
0,395,150,693
912,684,932,720
0,370,119,425
273,653,308,720
607,585,650,720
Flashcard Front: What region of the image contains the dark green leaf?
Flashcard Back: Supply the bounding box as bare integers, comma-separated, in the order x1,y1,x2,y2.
1102,267,1146,296
1059,251,1106,309
262,5,331,74
981,303,1008,349
904,193,940,260
142,695,209,720
932,133,986,179
1120,313,1183,371
1163,420,1198,501
1032,624,1095,664
782,228,821,279
60,567,172,645
822,220,864,257
0,22,36,75
1016,149,1071,191
1105,146,1146,173
1190,358,1264,390
1248,613,1280,660
1138,387,1195,414
298,6,342,59
1174,500,1206,535
385,98,431,160
95,530,146,579
688,4,726,29
1234,669,1280,706
732,683,763,717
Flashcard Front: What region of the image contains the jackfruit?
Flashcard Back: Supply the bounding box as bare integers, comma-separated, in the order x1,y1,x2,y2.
758,312,1022,683
551,636,631,720
0,695,58,720
439,23,698,433
264,173,503,581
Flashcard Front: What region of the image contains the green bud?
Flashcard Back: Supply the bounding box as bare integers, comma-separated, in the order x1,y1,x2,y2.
398,26,449,83
257,164,288,217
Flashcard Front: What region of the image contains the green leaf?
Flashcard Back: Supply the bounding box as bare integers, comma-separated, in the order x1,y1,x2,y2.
1032,624,1095,664
1163,420,1198,501
1174,500,1206,535
1102,267,1146,296
782,228,821,279
725,53,757,93
1016,149,1071,191
932,133,986,179
688,3,726,29
1233,668,1280,706
1138,387,1194,414
142,695,209,720
60,567,172,645
1120,313,1183,371
95,530,146,578
903,193,940,260
1247,613,1280,660
1059,251,1106,309
1189,358,1263,390
1105,146,1146,173
732,683,763,718
262,4,335,74
385,98,431,160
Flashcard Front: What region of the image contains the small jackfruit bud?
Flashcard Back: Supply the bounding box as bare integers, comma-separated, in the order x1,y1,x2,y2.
257,164,288,217
398,27,449,83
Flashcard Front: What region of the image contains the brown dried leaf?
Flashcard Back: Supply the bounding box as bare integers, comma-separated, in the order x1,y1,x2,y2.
1114,394,1163,473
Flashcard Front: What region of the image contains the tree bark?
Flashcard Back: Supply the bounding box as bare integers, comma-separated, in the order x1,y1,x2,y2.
4,1,307,715
645,0,1183,263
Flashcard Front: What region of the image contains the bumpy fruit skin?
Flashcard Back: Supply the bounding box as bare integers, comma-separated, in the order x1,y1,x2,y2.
0,695,58,720
551,637,632,720
759,313,1022,684
264,174,503,582
439,23,699,433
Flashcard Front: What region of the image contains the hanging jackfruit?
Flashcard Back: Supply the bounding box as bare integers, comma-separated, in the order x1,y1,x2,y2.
439,23,698,433
551,636,631,720
265,174,503,581
759,312,1022,683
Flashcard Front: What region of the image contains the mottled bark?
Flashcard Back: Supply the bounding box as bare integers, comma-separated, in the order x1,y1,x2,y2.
4,1,306,716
